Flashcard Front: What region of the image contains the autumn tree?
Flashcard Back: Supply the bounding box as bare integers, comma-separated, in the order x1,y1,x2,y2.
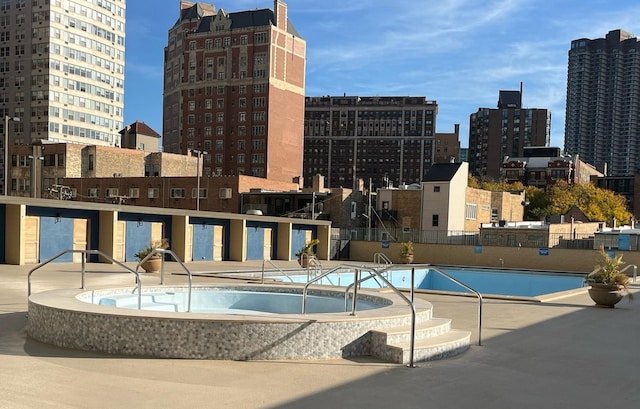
547,181,631,225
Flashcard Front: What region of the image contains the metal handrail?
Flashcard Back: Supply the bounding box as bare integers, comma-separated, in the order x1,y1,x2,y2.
261,259,295,284
135,248,193,312
373,252,392,266
302,263,419,368
378,264,484,347
621,264,638,283
27,249,142,309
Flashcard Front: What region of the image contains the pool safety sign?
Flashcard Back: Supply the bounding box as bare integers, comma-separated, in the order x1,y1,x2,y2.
539,248,549,256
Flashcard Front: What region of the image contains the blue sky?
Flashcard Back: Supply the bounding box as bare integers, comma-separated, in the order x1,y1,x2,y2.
124,0,640,149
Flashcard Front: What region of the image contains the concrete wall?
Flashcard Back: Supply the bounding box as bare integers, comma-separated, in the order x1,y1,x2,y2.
349,240,640,273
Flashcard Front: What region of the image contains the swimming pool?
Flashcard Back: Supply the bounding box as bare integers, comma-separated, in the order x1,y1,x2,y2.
288,267,587,298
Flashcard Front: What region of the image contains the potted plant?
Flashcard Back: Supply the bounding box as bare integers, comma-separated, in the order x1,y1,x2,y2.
135,239,169,273
295,239,320,267
399,241,414,264
585,248,633,308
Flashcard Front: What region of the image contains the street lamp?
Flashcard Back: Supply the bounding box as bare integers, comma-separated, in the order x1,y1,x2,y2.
3,115,19,196
190,149,207,211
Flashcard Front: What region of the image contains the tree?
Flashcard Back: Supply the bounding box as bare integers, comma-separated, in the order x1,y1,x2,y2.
547,181,631,225
523,186,551,221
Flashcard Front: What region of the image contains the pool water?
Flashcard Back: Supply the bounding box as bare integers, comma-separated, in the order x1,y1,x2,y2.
91,288,385,314
289,267,587,298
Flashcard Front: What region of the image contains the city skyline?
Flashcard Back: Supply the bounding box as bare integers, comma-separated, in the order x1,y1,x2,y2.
124,0,640,150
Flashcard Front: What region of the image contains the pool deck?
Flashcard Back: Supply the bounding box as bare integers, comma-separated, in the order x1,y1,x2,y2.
2,260,639,408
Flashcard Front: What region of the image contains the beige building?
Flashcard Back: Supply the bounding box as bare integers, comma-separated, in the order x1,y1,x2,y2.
1,0,126,193
376,162,525,236
119,121,162,152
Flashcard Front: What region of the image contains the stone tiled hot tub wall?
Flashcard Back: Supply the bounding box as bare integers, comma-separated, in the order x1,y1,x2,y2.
27,285,433,360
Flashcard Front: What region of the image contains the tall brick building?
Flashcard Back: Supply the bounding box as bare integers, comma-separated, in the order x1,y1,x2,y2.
303,95,457,190
468,89,550,179
162,0,306,183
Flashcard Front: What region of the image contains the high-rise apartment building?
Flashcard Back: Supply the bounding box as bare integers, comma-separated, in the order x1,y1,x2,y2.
468,90,550,179
565,29,640,176
163,1,306,183
304,95,456,190
0,0,126,194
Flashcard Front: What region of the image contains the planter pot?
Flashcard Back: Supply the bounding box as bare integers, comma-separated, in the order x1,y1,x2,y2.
298,255,313,268
400,254,414,264
141,257,162,273
588,283,625,308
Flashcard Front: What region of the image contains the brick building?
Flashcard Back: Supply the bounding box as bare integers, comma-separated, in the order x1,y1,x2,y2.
468,89,551,179
501,146,603,189
162,0,306,183
304,95,459,190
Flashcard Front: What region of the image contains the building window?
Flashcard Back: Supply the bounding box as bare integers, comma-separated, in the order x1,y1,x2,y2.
129,188,140,198
217,113,224,122
433,186,440,192
88,188,98,198
88,154,94,170
432,214,439,227
170,188,185,198
465,203,477,220
240,35,248,45
105,188,119,198
191,188,207,199
237,154,245,164
254,32,267,44
148,188,159,199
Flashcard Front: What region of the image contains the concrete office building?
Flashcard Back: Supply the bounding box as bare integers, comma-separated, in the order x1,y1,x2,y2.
0,0,126,194
564,29,640,176
162,0,306,183
304,95,458,190
468,89,550,179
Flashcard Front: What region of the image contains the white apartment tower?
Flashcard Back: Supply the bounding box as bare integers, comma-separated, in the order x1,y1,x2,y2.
0,0,126,192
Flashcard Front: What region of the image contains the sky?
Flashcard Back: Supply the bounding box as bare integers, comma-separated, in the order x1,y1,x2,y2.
123,0,640,149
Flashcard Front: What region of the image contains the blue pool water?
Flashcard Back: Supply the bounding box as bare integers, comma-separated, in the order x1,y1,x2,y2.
290,267,587,298
90,288,384,314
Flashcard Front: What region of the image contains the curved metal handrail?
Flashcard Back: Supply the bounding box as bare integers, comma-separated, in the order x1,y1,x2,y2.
261,259,295,284
135,249,193,312
302,263,418,367
377,264,483,347
27,249,142,309
373,252,392,266
620,264,638,283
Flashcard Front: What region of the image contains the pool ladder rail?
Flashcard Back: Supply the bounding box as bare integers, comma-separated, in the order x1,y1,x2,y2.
301,263,482,367
27,248,195,312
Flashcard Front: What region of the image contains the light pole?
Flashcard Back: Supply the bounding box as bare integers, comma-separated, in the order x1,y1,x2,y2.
3,115,20,196
190,149,207,211
28,154,44,198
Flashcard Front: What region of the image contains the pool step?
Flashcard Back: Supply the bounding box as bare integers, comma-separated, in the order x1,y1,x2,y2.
370,319,471,364
99,294,180,312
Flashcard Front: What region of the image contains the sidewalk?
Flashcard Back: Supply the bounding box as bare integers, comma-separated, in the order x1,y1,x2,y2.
1,260,639,408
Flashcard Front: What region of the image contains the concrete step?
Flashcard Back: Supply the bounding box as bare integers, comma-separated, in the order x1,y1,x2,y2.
371,320,471,365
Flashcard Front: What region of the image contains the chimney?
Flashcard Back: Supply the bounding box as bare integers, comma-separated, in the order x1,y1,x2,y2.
274,0,287,30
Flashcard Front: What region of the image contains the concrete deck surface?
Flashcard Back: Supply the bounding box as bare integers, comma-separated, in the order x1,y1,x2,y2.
1,260,639,409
